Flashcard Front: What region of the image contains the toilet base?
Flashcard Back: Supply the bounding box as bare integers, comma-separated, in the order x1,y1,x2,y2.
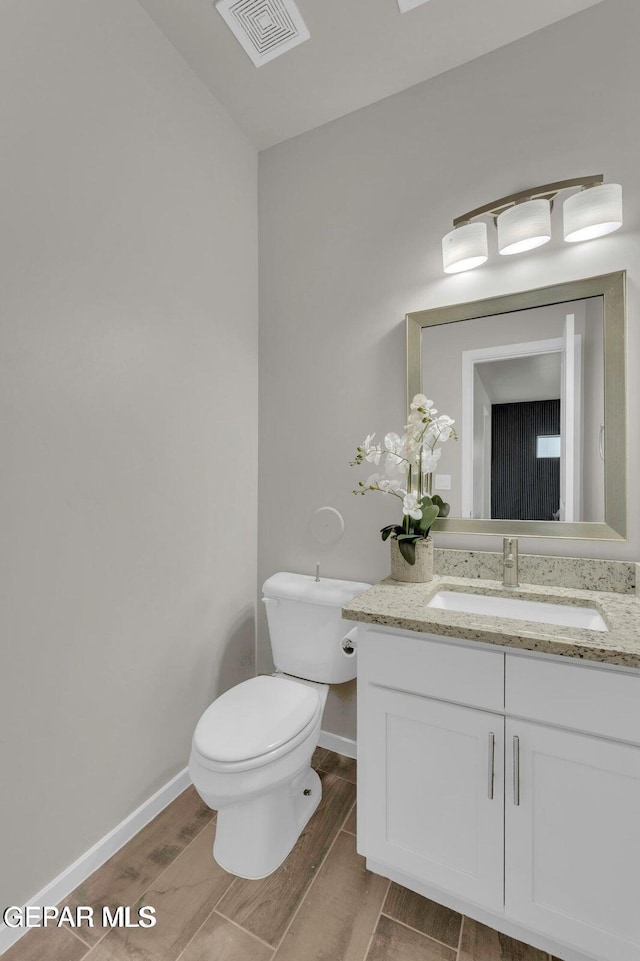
213,766,322,879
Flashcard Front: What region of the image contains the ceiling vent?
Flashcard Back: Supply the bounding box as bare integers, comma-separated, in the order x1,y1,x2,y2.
397,0,432,11
215,0,310,67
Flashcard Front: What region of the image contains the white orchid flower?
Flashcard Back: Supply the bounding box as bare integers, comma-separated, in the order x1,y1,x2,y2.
377,476,403,495
410,393,434,411
383,434,403,466
434,414,456,442
402,492,423,520
406,411,426,427
422,448,442,473
361,433,382,464
384,453,405,476
384,431,403,452
352,396,456,521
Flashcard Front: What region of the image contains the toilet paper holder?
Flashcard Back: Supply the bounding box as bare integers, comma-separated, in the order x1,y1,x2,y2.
341,627,357,657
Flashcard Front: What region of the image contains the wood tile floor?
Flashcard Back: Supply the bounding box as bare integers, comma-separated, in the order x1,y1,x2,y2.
3,749,557,961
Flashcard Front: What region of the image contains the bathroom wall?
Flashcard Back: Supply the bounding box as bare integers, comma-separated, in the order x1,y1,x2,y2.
0,0,257,907
258,0,640,738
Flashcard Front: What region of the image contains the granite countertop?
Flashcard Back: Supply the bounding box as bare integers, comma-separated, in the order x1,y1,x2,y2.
342,575,640,669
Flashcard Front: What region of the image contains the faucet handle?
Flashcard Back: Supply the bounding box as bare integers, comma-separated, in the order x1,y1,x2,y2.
503,536,518,556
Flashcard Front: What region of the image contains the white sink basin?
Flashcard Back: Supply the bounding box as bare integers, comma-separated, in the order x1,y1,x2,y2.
427,590,608,632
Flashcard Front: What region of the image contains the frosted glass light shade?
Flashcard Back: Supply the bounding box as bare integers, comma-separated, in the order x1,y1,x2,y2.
442,222,488,274
563,183,623,242
497,199,551,255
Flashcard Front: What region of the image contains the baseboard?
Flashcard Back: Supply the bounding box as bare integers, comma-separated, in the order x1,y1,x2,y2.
0,767,191,957
318,730,357,759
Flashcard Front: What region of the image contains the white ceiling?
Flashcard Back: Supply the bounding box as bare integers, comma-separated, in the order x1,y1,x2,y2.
137,0,604,149
477,353,562,405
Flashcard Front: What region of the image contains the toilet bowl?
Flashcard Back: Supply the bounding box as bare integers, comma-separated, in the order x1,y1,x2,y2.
189,573,370,879
190,674,327,878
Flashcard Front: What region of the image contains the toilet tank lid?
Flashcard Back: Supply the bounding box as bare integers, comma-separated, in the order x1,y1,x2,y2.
262,572,371,607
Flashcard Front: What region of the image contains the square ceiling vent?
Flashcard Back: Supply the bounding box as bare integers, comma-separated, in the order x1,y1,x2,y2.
397,0,432,11
215,0,310,67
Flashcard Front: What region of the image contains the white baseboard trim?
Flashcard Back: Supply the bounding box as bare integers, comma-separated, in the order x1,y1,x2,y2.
0,767,191,957
318,730,357,760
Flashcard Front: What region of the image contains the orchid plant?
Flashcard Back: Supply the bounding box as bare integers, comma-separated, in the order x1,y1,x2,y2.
351,393,458,565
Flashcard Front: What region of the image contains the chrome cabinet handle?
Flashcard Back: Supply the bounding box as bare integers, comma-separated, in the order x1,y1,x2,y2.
487,732,495,800
513,736,520,806
599,424,605,462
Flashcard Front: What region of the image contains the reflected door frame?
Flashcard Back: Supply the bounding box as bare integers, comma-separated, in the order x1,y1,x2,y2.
559,313,584,523
461,337,563,520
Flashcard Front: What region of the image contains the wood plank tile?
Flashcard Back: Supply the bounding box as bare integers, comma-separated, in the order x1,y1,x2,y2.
273,831,389,961
61,786,213,946
79,820,233,961
314,749,357,784
342,802,357,835
312,747,329,770
366,915,456,961
1,927,88,961
382,883,461,948
459,918,549,961
216,771,356,946
180,912,273,961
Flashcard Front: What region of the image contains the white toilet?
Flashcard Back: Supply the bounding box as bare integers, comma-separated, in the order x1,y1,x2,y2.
189,572,370,879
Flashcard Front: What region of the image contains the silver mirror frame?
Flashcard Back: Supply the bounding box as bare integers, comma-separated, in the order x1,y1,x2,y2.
407,271,627,540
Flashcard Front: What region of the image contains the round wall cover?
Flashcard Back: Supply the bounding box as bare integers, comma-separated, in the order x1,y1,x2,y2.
310,506,345,545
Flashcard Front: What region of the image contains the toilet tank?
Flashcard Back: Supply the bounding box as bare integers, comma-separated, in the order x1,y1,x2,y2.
262,573,371,684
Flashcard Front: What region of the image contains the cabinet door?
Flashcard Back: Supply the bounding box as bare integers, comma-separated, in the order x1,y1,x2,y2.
505,719,640,961
363,686,504,911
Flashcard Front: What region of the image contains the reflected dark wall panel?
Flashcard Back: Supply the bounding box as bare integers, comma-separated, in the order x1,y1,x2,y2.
491,399,561,521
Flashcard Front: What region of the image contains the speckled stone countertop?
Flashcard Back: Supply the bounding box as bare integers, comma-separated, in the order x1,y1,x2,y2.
342,576,640,669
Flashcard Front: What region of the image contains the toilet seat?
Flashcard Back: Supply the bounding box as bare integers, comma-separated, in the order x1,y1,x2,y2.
192,675,322,773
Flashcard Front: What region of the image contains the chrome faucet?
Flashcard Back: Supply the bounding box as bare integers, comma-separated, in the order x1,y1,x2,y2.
502,538,519,587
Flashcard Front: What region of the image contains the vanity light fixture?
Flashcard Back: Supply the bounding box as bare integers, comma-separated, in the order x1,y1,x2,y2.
563,182,623,242
497,198,551,256
442,222,488,274
442,176,623,274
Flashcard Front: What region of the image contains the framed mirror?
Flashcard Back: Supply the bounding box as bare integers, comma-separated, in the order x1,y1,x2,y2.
406,272,626,540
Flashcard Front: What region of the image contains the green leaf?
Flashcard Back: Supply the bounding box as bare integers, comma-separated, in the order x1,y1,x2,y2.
431,494,450,519
380,524,404,541
418,504,439,533
397,538,416,565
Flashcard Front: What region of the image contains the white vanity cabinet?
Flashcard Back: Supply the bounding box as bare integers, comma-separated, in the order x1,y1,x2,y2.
365,686,505,910
357,625,640,961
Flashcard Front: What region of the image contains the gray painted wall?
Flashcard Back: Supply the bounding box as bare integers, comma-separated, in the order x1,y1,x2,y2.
258,0,639,738
0,0,257,906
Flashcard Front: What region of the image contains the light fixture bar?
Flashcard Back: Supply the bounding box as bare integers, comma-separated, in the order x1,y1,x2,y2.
442,174,621,274
452,175,604,227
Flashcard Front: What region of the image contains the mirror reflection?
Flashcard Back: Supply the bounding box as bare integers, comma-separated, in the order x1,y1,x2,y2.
421,297,604,523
